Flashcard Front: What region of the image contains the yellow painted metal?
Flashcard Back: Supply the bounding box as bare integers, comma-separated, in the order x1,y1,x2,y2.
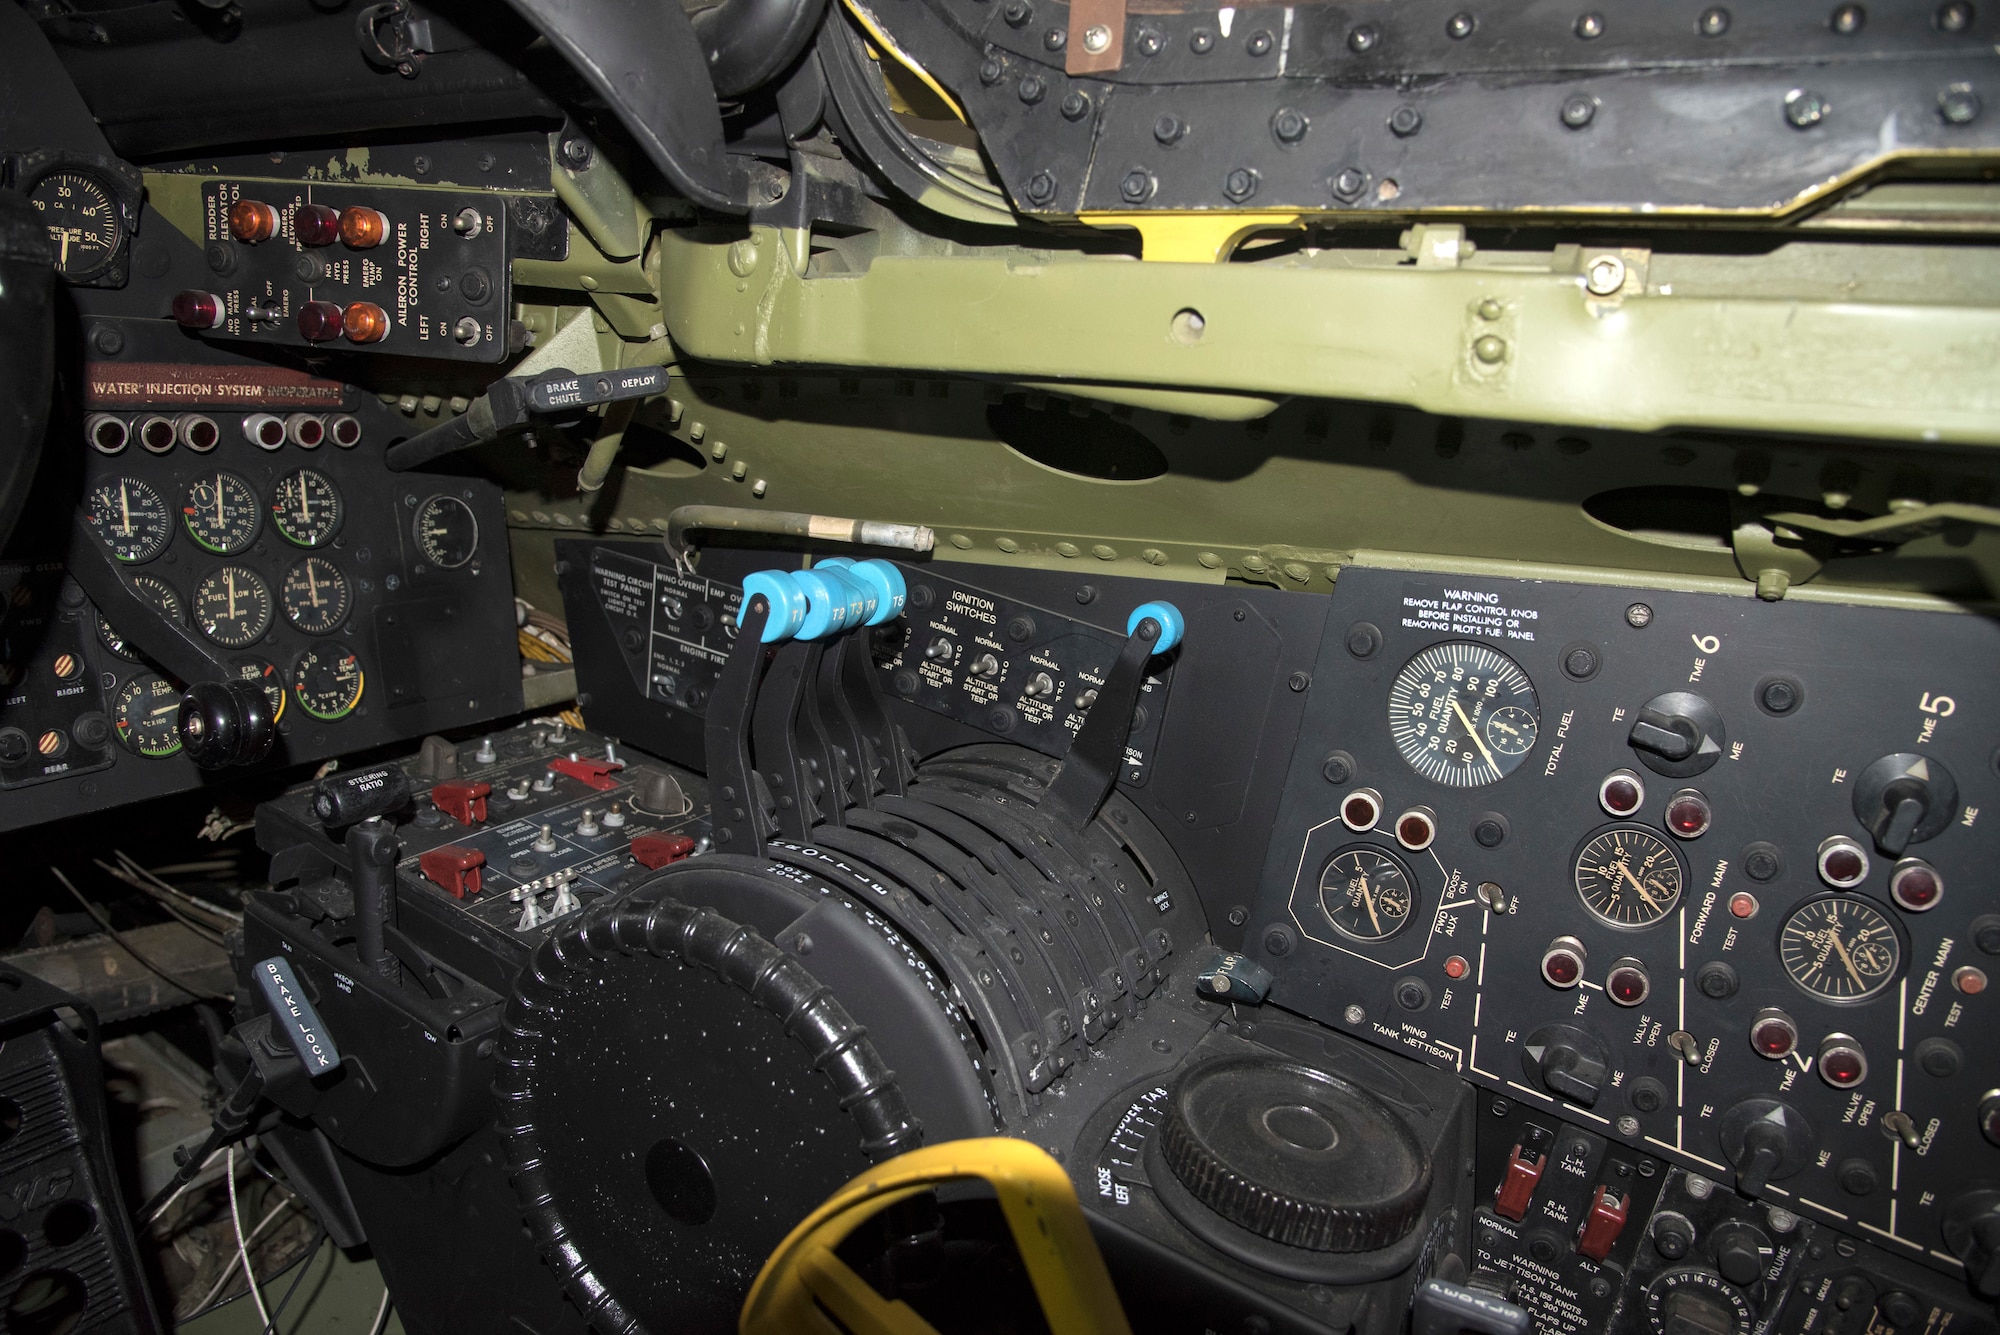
739,1137,1133,1335
1078,211,1308,262
841,0,967,123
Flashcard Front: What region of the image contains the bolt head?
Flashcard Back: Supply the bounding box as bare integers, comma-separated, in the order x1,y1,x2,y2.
979,56,1004,84
1478,297,1504,320
1018,75,1046,103
1264,927,1293,956
1831,2,1865,32
1059,89,1090,120
1937,0,1973,30
1446,10,1475,37
1585,255,1626,295
1473,334,1507,364
1575,10,1605,37
1189,26,1214,51
1003,0,1030,23
1348,23,1378,51
1389,104,1423,137
1082,22,1111,50
1273,108,1308,143
1625,602,1654,628
1026,171,1057,203
1246,28,1272,54
1120,169,1154,203
1136,27,1163,53
1785,87,1830,127
1940,83,1981,124
1332,166,1367,199
1223,167,1258,201
1561,93,1598,127
560,137,593,167
1043,26,1065,48
1153,113,1184,144
1699,5,1731,34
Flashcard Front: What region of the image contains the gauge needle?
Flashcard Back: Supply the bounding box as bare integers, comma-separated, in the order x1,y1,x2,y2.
1356,875,1383,935
1450,696,1500,769
308,562,321,605
1825,928,1867,987
1616,862,1663,911
119,481,132,535
59,231,71,269
226,569,239,619
214,475,225,529
149,705,178,718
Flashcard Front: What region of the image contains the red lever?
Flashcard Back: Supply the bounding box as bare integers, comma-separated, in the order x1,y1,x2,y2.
1576,1185,1629,1260
549,757,623,791
431,780,491,825
419,845,485,899
630,833,696,870
1494,1144,1546,1222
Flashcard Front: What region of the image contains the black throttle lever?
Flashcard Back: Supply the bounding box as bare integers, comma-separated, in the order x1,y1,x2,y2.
1040,600,1184,831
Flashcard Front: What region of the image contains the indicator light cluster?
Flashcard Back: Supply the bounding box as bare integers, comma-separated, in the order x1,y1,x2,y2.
226,198,390,250
1336,787,1439,853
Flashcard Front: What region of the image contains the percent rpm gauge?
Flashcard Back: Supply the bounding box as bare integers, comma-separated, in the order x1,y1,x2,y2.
1779,895,1902,1003
1318,846,1418,943
272,469,342,547
1574,826,1685,928
85,478,171,562
182,471,261,554
1387,640,1540,786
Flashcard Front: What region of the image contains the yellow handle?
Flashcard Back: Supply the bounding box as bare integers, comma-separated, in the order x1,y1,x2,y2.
740,1137,1133,1335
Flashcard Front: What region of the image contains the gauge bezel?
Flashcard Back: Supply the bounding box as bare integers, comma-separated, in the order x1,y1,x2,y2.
271,468,344,548
193,566,275,648
1385,639,1541,787
28,167,128,282
112,674,184,758
129,574,186,625
85,477,172,564
181,470,263,555
1776,893,1906,1005
291,644,365,721
1315,843,1421,944
281,556,352,633
1571,823,1687,930
414,494,479,569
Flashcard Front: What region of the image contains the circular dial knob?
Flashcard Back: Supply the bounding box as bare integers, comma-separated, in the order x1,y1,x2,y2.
1627,691,1726,778
1852,754,1959,856
1942,1190,2000,1298
1649,1270,1753,1335
1158,1057,1431,1252
1709,1221,1771,1287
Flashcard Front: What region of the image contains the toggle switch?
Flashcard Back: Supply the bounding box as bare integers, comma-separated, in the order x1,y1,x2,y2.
1576,1184,1630,1260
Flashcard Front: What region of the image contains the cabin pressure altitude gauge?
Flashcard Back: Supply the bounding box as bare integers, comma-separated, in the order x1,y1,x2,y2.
1388,641,1540,786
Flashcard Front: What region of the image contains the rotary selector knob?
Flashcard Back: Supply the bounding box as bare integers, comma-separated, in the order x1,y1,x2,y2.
1158,1056,1431,1252
1628,691,1726,777
1520,1024,1611,1108
1709,1220,1771,1287
1852,754,1959,856
1718,1099,1814,1198
1647,1268,1753,1335
1942,1190,2000,1297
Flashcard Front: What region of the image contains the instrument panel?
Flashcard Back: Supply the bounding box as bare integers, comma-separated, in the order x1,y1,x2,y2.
1240,564,1997,1288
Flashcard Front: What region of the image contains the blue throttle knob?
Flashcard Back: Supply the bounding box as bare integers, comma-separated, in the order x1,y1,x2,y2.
794,567,872,640
1127,600,1185,654
817,558,907,626
742,570,808,642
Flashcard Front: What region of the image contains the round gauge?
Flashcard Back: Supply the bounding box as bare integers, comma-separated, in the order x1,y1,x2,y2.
193,567,274,648
30,170,125,281
414,495,478,569
230,655,285,724
1645,1268,1752,1335
113,674,183,757
97,614,141,662
1317,845,1418,943
1387,641,1541,786
271,469,342,547
84,478,171,563
292,644,364,720
1779,895,1903,1003
129,574,185,624
1574,826,1686,929
281,557,351,633
181,471,261,554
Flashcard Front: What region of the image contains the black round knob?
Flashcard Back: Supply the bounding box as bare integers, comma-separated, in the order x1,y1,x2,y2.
0,727,28,765
1628,691,1726,777
1718,1099,1814,1198
1877,1290,1922,1328
177,679,275,770
1521,1024,1610,1108
1653,1211,1696,1260
1158,1056,1431,1252
1852,753,1959,856
1711,1220,1770,1286
71,712,110,750
1833,1275,1875,1313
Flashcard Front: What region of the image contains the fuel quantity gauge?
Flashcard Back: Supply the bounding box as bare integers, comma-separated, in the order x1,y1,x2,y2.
1574,826,1685,928
1318,846,1418,943
1779,895,1902,1003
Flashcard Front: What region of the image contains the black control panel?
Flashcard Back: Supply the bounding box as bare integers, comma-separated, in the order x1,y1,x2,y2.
1241,564,1999,1290
0,364,521,830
